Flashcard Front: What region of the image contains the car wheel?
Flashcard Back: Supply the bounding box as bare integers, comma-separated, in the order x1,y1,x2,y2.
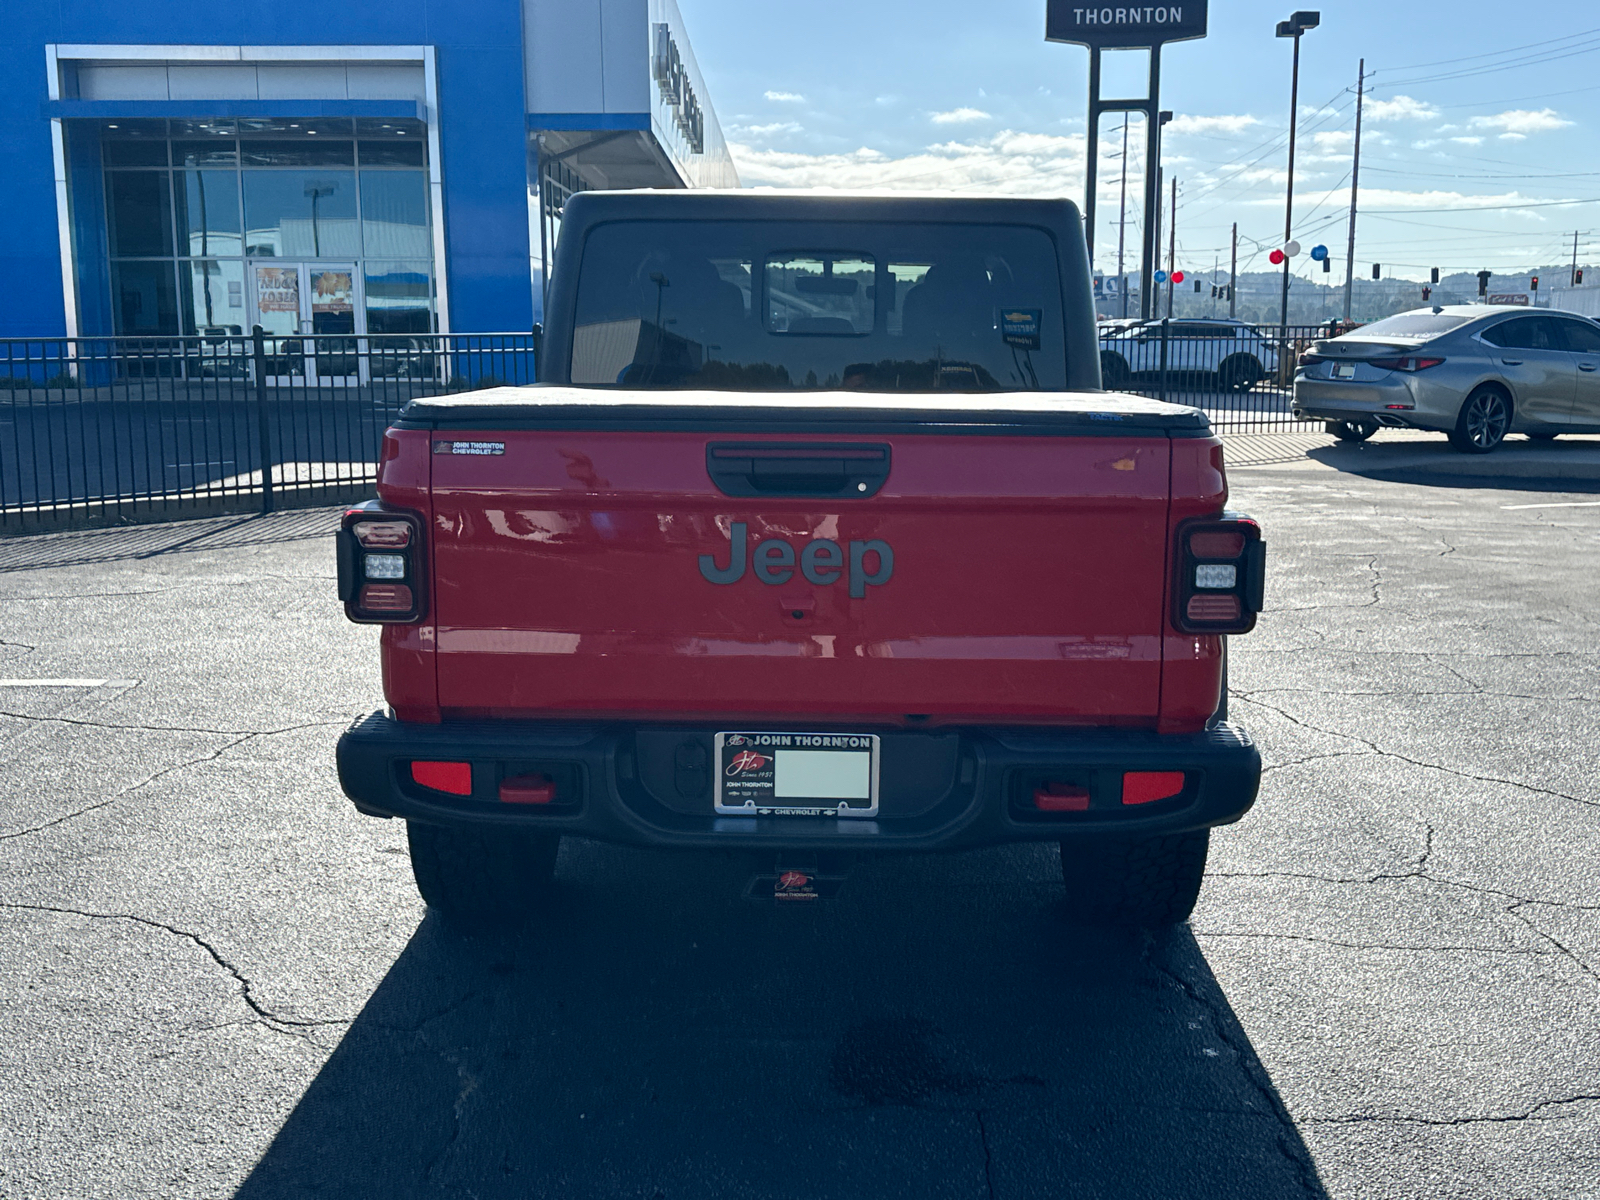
1100,351,1131,389
1448,386,1512,454
1331,419,1378,442
407,821,559,930
1059,830,1210,927
1218,355,1263,393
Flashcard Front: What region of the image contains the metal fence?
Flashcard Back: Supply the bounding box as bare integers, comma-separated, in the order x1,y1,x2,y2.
1100,319,1338,433
0,331,536,532
2,320,1337,534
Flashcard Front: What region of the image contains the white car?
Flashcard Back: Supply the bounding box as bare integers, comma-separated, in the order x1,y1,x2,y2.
1099,318,1280,392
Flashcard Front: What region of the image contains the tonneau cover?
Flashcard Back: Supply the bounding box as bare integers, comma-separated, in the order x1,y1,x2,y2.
398,385,1210,435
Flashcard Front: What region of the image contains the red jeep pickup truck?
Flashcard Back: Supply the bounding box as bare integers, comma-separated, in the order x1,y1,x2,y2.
335,192,1264,928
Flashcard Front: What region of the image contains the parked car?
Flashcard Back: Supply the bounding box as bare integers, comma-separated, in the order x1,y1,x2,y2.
1098,318,1279,392
1292,305,1600,452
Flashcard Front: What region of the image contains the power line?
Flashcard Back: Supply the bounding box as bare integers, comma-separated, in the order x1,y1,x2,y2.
1377,26,1600,74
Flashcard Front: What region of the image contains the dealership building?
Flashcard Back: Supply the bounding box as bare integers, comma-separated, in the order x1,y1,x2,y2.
0,0,736,341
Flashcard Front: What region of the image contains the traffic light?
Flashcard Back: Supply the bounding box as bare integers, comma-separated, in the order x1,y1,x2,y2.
1212,284,1219,298
1422,286,1431,301
1323,257,1331,273
1372,263,1381,279
1531,275,1539,291
1478,269,1491,297
1194,279,1202,292
1431,267,1439,284
1579,269,1586,285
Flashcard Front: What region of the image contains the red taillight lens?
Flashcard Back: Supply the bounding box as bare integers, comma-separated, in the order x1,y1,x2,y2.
500,773,557,805
1187,594,1241,622
359,583,414,611
1189,530,1244,559
1034,782,1091,812
1122,771,1186,806
352,520,412,548
412,761,471,795
1370,356,1444,372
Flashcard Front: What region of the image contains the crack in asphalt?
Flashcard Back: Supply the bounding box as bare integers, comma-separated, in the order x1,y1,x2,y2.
0,900,351,1038
976,1109,996,1199
0,637,36,653
1304,1094,1600,1127
0,709,349,738
0,721,342,842
1271,554,1382,613
1143,935,1326,1199
1504,902,1600,988
1195,929,1550,958
1239,686,1599,705
1232,693,1600,810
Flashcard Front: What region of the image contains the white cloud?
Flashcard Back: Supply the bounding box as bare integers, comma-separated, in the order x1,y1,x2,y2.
728,129,1085,194
1166,113,1260,135
1449,135,1484,145
1412,138,1442,149
1364,95,1439,122
764,91,804,103
1500,132,1528,142
1468,108,1573,135
929,107,991,125
730,121,803,137
1313,130,1353,152
874,95,901,107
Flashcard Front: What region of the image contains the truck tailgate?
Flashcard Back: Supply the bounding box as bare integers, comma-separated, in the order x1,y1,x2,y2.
425,421,1174,724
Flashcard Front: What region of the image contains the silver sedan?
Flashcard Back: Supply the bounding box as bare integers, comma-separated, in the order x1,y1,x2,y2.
1291,305,1600,452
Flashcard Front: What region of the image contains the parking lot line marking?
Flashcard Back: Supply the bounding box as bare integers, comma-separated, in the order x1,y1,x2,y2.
0,679,110,687
1500,501,1600,510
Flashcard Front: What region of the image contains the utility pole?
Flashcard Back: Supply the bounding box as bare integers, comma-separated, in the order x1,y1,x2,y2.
1343,58,1365,322
1574,230,1582,288
1166,174,1177,319
1229,222,1238,319
1153,165,1163,310
1116,115,1131,318
1277,12,1318,343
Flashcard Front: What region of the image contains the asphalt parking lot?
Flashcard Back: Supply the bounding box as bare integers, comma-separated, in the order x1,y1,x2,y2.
1,446,1597,1199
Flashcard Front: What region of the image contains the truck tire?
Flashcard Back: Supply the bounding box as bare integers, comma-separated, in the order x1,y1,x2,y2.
406,821,560,929
1100,351,1132,389
1059,830,1210,927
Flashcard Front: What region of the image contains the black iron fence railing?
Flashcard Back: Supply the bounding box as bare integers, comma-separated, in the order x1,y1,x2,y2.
2,320,1341,533
1098,319,1339,433
1,331,537,532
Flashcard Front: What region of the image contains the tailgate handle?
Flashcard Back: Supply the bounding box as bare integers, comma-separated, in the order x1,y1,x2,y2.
706,443,891,498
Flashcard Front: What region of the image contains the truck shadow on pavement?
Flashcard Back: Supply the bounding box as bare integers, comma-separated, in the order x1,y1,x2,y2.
234,841,1328,1200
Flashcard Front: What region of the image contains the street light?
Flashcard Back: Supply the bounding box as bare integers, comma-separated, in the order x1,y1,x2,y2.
1276,10,1319,351
303,180,337,257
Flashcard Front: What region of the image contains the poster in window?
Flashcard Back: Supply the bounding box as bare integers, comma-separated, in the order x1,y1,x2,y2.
255,266,300,314
311,269,354,314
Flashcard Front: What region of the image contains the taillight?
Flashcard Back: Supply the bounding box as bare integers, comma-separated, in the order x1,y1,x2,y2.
1174,514,1266,634
1297,352,1326,366
337,503,426,623
1369,356,1444,372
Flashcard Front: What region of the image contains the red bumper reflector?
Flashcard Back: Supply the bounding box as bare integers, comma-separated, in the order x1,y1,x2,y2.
1186,593,1241,622
411,760,471,795
360,583,414,611
1122,771,1186,806
499,773,556,805
1034,782,1091,812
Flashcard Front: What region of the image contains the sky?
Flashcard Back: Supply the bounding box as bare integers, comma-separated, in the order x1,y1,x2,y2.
677,0,1600,289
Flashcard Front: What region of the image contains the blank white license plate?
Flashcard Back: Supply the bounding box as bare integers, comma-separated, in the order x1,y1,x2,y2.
1333,363,1356,379
714,732,880,817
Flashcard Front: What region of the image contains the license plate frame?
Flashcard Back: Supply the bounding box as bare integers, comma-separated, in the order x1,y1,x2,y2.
713,732,880,817
1333,363,1357,379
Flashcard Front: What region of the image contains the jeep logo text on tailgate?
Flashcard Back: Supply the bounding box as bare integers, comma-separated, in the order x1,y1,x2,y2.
699,522,893,598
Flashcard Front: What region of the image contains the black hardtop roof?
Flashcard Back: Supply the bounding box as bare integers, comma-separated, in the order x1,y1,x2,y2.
561,189,1082,226
398,385,1209,435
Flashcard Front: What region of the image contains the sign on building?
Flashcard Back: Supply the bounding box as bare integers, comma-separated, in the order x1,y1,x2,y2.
1046,2,1209,47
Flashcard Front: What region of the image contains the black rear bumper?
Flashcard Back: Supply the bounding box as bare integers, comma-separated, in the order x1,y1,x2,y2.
336,715,1261,852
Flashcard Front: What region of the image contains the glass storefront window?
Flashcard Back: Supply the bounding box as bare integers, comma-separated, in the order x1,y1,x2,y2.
111,260,180,335
365,260,433,334
179,259,248,335
359,171,429,258
106,171,174,257
97,120,435,338
176,170,242,258
243,170,359,258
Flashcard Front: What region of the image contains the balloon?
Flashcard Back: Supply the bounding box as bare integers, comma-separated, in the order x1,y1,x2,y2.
1284,240,1302,257
1310,243,1329,261
1153,270,1168,283
1172,270,1185,283
1269,249,1286,266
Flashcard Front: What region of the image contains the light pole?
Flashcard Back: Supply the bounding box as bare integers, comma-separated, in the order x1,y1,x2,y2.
1276,11,1319,349
303,181,336,257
